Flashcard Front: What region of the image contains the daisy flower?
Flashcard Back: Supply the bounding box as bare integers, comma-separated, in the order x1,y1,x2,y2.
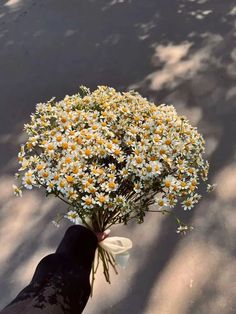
12,184,22,197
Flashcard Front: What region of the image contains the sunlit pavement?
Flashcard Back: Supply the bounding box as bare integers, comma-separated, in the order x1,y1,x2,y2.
0,1,236,313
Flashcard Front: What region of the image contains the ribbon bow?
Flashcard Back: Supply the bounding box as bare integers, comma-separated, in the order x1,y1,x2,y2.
98,230,133,268
75,218,132,268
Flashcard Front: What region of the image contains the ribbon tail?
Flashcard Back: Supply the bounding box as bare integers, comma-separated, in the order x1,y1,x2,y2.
99,236,132,269
114,252,130,268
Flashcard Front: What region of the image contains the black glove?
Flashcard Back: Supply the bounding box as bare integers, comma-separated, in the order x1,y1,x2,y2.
0,225,98,314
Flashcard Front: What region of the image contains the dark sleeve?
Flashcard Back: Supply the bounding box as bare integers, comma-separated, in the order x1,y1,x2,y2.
0,225,98,314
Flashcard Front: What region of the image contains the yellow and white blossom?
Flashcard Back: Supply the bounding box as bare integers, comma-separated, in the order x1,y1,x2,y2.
12,184,22,197
14,85,209,229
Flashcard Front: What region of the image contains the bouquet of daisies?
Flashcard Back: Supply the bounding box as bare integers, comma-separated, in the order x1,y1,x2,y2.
13,86,209,284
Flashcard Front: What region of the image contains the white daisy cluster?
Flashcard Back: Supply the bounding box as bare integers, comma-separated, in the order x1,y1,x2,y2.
14,86,209,232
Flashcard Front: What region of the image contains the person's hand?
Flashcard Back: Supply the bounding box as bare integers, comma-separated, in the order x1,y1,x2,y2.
95,229,111,242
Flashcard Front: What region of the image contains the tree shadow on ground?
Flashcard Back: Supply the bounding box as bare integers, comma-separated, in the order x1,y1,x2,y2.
0,0,236,313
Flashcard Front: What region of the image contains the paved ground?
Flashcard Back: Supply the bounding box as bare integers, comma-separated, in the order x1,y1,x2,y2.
0,0,236,313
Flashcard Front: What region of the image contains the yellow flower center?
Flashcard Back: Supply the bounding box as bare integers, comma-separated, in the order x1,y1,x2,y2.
76,137,83,145
72,167,79,174
114,149,121,156
155,165,159,172
62,142,68,149
127,140,133,146
65,157,72,164
110,165,116,171
98,196,106,203
60,181,65,188
190,185,196,192
69,213,77,219
135,156,143,164
48,143,54,150
26,178,32,185
108,182,116,189
37,164,44,171
42,172,49,178
85,198,92,205
99,149,106,156
85,148,92,156
188,168,194,174
185,200,192,206
112,138,119,144
97,168,104,175
165,181,171,188
66,176,74,183
89,187,96,193
61,117,67,123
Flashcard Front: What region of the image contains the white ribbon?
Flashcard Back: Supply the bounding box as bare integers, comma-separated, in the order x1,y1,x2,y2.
99,236,133,268
71,216,132,268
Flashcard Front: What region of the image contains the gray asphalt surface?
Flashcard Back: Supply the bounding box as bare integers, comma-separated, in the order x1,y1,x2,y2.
0,1,236,313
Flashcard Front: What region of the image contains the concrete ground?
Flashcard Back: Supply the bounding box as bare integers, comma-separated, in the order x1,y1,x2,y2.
0,0,236,313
